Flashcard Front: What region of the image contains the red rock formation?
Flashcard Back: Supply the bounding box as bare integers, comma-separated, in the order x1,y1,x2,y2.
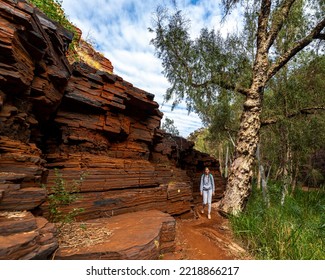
0,0,225,259
0,0,72,260
75,39,114,73
0,211,58,259
54,210,175,260
152,133,225,197
0,137,47,210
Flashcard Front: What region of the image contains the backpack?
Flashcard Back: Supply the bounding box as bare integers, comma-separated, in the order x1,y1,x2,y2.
201,173,213,190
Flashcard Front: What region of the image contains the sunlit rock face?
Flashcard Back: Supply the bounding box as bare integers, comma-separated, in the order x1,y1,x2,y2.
0,0,224,259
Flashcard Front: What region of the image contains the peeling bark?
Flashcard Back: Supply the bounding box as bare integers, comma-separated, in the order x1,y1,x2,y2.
219,92,262,215
219,9,269,214
218,1,325,216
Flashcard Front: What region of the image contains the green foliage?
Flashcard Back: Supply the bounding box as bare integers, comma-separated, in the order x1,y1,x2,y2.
261,55,325,186
188,128,220,156
150,2,325,189
161,117,180,136
149,7,250,114
149,1,324,123
230,183,325,259
188,128,210,154
44,169,85,226
79,223,87,231
28,0,78,51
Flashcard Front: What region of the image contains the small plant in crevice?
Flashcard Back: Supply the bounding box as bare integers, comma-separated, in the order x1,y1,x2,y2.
43,169,86,228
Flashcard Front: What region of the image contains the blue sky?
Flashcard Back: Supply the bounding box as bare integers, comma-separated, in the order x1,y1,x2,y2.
61,0,242,137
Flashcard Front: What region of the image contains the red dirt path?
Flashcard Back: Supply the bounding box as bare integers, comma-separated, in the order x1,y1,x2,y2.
163,203,251,260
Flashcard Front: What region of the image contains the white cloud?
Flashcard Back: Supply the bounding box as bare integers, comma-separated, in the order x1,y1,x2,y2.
61,0,242,136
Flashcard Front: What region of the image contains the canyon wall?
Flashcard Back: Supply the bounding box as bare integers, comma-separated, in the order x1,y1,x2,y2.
0,0,224,259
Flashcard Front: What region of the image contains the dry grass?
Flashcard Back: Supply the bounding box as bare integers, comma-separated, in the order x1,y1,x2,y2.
58,222,113,248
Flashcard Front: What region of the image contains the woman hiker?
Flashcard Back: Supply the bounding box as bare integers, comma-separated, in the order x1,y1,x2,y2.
200,167,215,219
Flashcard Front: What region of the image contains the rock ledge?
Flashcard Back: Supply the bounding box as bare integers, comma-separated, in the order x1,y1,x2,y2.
55,210,175,260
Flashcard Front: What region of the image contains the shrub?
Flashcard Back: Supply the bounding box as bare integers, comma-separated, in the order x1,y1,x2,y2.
43,169,85,227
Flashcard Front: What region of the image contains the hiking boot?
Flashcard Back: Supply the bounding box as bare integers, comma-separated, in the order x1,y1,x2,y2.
208,214,211,219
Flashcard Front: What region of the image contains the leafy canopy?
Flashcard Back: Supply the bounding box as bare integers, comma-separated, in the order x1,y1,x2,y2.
149,6,250,117
161,117,180,136
149,0,324,132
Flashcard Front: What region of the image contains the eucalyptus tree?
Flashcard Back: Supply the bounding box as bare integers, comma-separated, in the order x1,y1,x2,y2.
161,116,180,136
256,0,325,201
261,55,325,191
150,0,325,215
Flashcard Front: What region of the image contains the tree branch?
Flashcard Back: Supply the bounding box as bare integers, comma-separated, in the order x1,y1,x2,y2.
267,17,325,82
190,78,249,96
261,106,325,126
265,0,296,51
170,40,250,97
256,0,272,49
174,46,250,96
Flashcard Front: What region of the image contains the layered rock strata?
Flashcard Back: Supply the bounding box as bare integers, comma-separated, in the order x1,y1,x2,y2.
0,211,57,260
0,0,70,259
0,0,225,259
